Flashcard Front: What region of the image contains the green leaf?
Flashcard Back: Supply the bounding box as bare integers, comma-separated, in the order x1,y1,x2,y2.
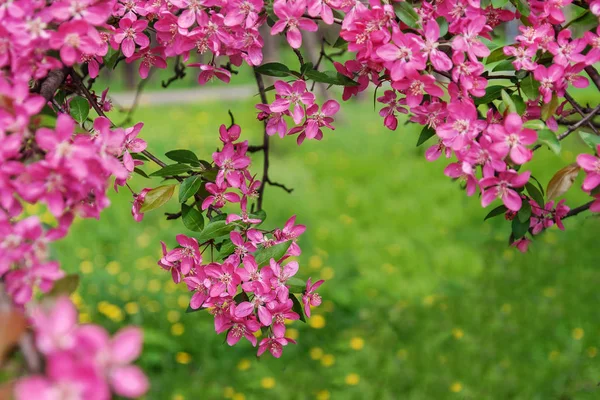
541,94,559,121
197,220,235,242
186,304,206,313
216,240,235,260
523,120,545,130
492,59,515,72
474,85,505,105
140,184,176,213
287,277,306,293
579,131,600,150
436,17,448,37
486,46,509,64
165,150,199,164
511,0,531,16
103,48,120,70
254,62,295,78
416,126,436,147
511,94,526,114
254,241,292,267
396,1,420,28
133,167,149,179
149,164,191,177
233,291,250,304
501,89,517,113
131,153,149,161
290,293,306,323
48,274,80,297
492,0,509,7
69,96,89,124
521,74,540,100
511,215,530,239
301,62,314,75
179,175,203,203
537,129,561,154
518,200,532,222
304,69,358,87
333,36,348,49
249,209,267,225
525,182,545,207
200,167,218,182
484,205,507,220
181,204,205,232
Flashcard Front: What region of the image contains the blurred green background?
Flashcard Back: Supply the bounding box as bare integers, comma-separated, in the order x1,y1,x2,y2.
45,71,600,400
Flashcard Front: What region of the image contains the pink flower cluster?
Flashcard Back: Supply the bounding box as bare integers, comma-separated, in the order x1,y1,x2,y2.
148,124,324,358
2,111,146,306
14,297,148,399
256,80,340,144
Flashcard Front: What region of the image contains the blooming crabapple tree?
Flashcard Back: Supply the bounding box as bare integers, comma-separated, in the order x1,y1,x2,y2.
1,0,600,396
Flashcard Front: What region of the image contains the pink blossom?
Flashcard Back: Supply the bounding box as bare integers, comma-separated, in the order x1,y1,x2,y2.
112,17,149,58
487,113,537,165
270,80,315,124
302,277,324,318
480,170,531,212
271,0,318,49
188,63,232,85
49,20,102,66
576,145,600,192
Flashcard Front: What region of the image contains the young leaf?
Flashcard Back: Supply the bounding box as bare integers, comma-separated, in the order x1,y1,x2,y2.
517,200,532,223
165,149,199,164
486,46,509,64
254,240,292,267
196,220,235,242
537,129,561,155
290,293,307,322
140,184,176,213
181,204,205,232
416,126,436,147
484,205,507,220
149,164,191,177
436,17,448,37
492,0,509,7
216,240,235,260
186,305,206,313
474,85,505,105
541,94,559,121
69,96,89,124
492,59,515,72
511,216,529,239
287,277,306,293
133,168,149,179
521,74,540,100
179,175,203,203
523,120,545,130
254,62,294,77
396,2,420,28
511,0,531,16
501,89,517,113
47,274,80,297
579,132,600,150
546,163,580,200
525,182,545,207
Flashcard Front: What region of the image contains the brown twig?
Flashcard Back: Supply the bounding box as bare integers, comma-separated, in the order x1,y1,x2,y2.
37,68,68,101
532,104,600,151
564,92,599,135
254,69,270,211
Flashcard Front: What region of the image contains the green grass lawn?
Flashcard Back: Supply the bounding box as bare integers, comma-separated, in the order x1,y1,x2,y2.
52,95,600,400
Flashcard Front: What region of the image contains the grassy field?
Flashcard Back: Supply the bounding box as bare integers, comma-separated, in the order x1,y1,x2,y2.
51,92,600,400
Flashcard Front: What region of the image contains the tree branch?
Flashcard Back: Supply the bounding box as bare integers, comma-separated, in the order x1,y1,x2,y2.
532,104,600,151
266,179,294,193
36,68,68,101
564,92,599,135
254,68,270,212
